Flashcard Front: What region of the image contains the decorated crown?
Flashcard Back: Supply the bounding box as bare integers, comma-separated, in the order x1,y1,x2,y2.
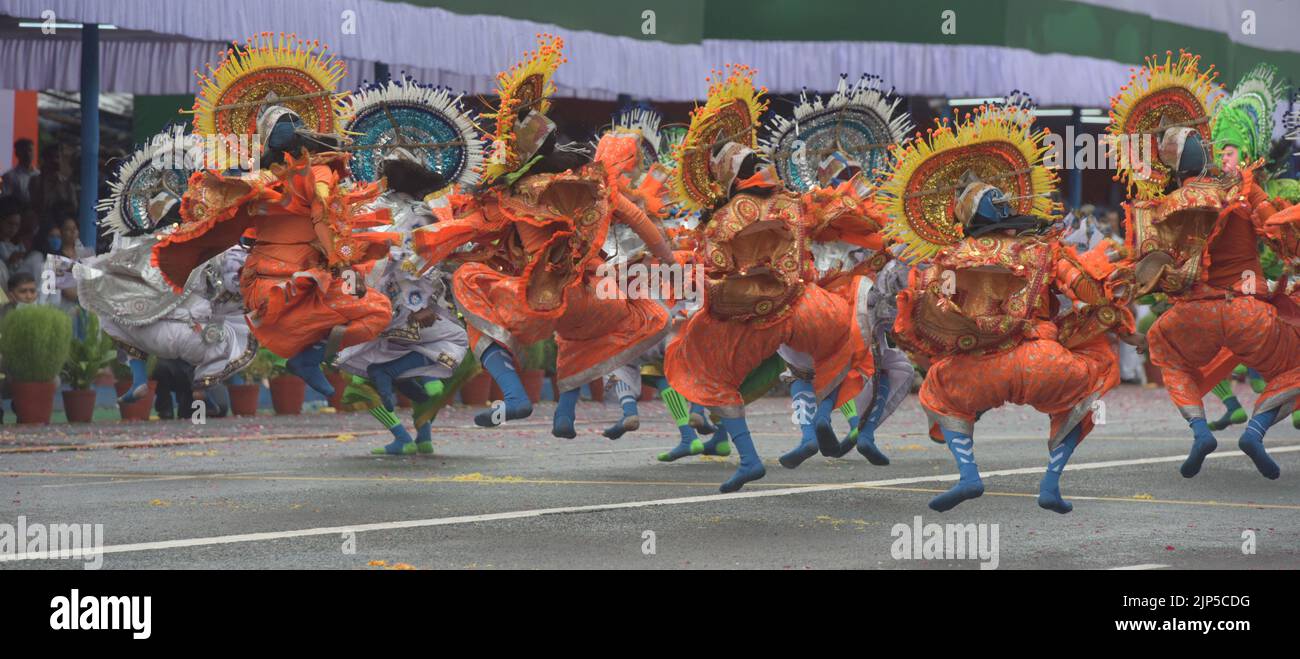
343,78,484,191
1212,63,1287,164
191,32,349,169
760,73,913,193
97,126,201,235
878,103,1060,261
481,34,566,184
1108,50,1222,200
670,65,768,211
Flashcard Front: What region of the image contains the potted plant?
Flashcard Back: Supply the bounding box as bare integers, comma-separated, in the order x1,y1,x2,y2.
228,350,271,417
61,312,115,423
0,305,73,424
260,349,305,415
111,355,156,421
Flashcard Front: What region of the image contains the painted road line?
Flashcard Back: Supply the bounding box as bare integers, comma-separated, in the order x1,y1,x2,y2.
3,445,1297,563
1109,564,1172,570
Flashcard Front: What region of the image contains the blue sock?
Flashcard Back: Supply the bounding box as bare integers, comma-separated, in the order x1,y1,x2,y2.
380,424,415,455
1181,417,1218,478
1239,408,1281,480
119,358,150,402
855,379,892,465
929,428,984,512
416,422,433,444
603,380,641,439
718,416,765,493
780,379,819,468
367,352,431,411
286,342,334,397
475,344,533,427
1038,424,1082,514
813,384,841,456
552,388,580,438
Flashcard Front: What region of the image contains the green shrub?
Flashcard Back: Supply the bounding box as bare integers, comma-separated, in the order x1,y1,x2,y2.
0,305,73,382
63,312,116,390
522,338,556,372
243,347,285,381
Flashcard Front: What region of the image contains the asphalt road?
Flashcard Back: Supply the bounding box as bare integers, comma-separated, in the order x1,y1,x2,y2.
2,384,1297,570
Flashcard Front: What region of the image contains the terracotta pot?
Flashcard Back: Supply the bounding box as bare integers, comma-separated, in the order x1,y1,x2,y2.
269,375,306,415
489,380,504,402
461,372,492,406
640,383,657,402
115,380,156,421
588,378,605,403
397,392,413,409
326,370,349,409
12,380,57,424
229,383,261,417
520,369,544,404
62,388,97,423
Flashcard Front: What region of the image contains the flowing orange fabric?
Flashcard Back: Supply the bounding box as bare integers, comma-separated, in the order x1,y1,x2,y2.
665,283,857,412
153,152,395,357
920,326,1118,444
1147,296,1300,416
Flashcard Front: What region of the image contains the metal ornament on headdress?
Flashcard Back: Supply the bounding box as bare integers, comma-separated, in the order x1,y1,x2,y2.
610,106,664,168
878,99,1061,262
481,34,566,184
343,78,485,189
760,73,913,193
96,127,200,235
670,64,768,211
191,32,350,169
1107,50,1222,200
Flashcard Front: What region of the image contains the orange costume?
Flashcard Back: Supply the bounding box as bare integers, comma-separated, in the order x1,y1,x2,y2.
658,66,885,493
151,34,395,398
883,96,1135,513
411,35,676,432
1111,51,1298,480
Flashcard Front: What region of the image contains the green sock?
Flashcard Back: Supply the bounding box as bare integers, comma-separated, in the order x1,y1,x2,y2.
660,387,691,427
839,400,857,419
1211,379,1234,402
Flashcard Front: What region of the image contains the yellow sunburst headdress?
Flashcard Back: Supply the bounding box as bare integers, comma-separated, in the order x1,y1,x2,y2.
670,65,768,212
879,102,1060,261
1107,50,1223,200
481,33,567,184
190,32,349,168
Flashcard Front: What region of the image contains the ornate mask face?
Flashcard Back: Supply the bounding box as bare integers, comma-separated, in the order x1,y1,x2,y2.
708,142,753,193
515,110,557,164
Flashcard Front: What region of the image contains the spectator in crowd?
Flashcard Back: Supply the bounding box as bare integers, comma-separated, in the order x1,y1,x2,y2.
0,195,27,288
1063,205,1119,251
2,139,39,203
30,142,78,222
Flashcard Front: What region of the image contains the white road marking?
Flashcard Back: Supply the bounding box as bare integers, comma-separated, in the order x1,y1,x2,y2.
1109,564,1171,570
3,444,1297,563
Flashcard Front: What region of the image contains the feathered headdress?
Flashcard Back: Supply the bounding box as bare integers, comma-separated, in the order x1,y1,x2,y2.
878,103,1060,261
670,65,768,211
1108,50,1222,199
1212,63,1287,164
96,126,201,235
190,32,349,168
343,78,484,190
481,34,566,184
760,73,912,193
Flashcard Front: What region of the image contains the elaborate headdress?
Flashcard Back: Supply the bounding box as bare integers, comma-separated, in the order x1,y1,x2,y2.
343,78,484,191
760,73,913,193
670,65,768,211
1108,50,1222,199
1212,63,1287,164
879,101,1060,261
608,106,663,168
96,127,201,235
191,32,349,168
1285,95,1300,141
481,34,566,184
